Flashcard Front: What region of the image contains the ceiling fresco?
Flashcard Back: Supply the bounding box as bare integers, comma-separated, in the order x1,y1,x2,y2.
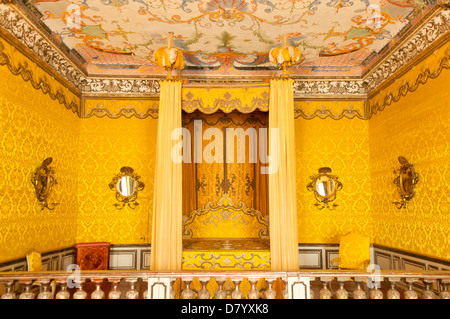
26,0,435,77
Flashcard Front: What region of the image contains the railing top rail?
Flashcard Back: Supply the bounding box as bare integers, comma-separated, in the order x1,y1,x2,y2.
1,269,450,282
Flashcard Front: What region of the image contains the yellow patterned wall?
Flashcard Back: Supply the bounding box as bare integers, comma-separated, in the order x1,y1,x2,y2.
0,55,80,262
295,117,372,244
76,115,158,244
368,44,450,260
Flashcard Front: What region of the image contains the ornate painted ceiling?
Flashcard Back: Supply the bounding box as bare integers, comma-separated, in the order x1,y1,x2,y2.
21,0,435,77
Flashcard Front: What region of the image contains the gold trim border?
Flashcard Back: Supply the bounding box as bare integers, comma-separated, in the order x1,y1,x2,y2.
81,97,159,119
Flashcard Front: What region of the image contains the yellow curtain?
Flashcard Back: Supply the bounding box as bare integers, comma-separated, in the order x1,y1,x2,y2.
151,80,183,270
268,78,299,270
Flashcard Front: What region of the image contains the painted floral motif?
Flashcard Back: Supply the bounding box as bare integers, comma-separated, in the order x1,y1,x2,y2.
30,0,433,76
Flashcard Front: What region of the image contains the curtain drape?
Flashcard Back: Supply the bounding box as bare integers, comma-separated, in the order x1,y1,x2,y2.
151,79,183,270
268,78,299,270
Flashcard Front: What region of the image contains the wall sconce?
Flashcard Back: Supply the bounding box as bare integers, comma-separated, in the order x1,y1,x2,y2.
31,157,59,210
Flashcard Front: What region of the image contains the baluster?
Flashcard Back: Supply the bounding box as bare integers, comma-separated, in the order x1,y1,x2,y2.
439,280,450,299
197,278,211,299
170,279,177,299
247,279,260,299
55,280,70,299
108,279,122,299
335,277,348,299
319,278,332,299
281,280,289,299
422,279,436,299
231,279,243,299
19,281,35,299
143,283,150,300
125,279,140,299
352,278,367,299
369,285,384,299
73,280,88,299
386,278,400,299
214,277,227,299
181,277,196,299
91,279,105,299
1,281,16,299
37,280,53,299
264,279,277,299
226,279,235,299
403,278,419,299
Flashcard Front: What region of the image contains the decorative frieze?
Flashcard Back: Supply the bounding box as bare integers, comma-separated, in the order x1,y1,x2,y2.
365,10,450,92
292,80,367,96
81,78,160,95
0,5,84,89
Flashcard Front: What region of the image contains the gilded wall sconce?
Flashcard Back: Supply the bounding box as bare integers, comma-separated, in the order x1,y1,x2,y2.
307,167,343,210
109,167,145,209
31,157,59,210
393,156,419,209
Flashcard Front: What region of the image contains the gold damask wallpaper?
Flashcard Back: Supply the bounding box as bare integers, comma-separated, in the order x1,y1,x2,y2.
369,47,450,260
1,27,449,264
0,59,80,262
76,116,158,244
295,117,372,244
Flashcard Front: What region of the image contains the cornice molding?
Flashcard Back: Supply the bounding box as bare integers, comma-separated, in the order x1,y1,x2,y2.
81,78,160,96
292,79,367,97
367,46,450,118
0,4,84,88
364,9,450,93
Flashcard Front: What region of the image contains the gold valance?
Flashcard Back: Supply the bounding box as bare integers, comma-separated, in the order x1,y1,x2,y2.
182,84,269,114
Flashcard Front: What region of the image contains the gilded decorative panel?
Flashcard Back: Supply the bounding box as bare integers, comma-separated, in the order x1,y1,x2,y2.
0,57,80,262
295,117,372,244
76,116,158,245
369,54,450,261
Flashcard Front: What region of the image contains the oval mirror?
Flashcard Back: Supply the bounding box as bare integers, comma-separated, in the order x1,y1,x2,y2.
109,166,145,209
117,175,137,197
315,175,336,198
307,167,342,210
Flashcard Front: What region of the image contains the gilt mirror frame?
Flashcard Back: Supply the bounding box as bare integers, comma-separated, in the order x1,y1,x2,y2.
109,166,145,209
31,157,59,210
393,156,419,209
307,167,343,210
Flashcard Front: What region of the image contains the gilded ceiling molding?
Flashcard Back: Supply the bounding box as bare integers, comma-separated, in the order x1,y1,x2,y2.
81,78,160,96
0,5,84,89
294,99,367,120
82,98,158,119
292,80,367,97
367,44,450,118
182,84,269,114
364,10,450,93
0,39,80,115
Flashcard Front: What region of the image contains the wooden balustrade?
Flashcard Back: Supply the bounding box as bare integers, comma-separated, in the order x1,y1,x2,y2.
1,270,450,299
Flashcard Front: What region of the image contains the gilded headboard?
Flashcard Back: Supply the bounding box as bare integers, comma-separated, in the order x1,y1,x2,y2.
182,194,269,240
